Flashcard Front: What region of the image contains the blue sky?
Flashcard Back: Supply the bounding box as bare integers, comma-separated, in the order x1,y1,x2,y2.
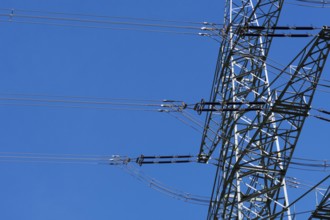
0,1,329,219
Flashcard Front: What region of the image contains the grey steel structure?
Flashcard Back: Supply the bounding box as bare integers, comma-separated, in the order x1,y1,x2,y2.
197,0,330,219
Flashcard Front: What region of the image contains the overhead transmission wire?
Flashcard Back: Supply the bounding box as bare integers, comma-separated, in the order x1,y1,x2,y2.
0,92,210,131
0,151,117,165
0,92,169,102
0,96,164,107
0,151,326,198
0,92,211,135
122,163,210,206
286,0,330,8
0,7,327,48
0,92,210,136
0,8,221,36
6,14,202,30
2,89,330,125
0,150,326,171
0,7,214,25
1,153,325,209
0,92,181,111
1,6,329,166
1,154,326,212
0,7,327,38
0,93,183,112
1,7,327,30
0,151,209,205
0,150,327,210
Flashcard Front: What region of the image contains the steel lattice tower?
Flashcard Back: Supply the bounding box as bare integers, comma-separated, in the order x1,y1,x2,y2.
197,1,330,219
309,185,330,219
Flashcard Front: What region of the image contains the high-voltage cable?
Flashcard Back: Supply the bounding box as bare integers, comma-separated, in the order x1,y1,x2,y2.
1,7,328,38
0,152,119,165
0,93,187,113
0,151,327,210
0,151,327,171
0,7,220,25
0,8,221,36
285,0,330,8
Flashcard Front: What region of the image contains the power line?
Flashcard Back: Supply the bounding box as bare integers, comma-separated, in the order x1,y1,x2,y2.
1,19,206,36
1,13,203,31
0,8,221,36
286,0,330,8
1,8,328,39
0,151,326,171
0,96,164,107
0,7,218,25
3,92,330,123
0,92,168,103
0,93,188,112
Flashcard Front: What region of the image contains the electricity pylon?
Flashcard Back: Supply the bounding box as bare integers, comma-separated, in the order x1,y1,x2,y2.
197,1,330,219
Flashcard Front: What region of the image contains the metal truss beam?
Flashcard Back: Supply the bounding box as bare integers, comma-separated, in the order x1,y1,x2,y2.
199,0,284,162
200,1,284,219
207,26,330,219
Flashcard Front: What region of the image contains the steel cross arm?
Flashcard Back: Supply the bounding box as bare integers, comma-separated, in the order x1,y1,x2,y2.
210,27,330,219
199,0,284,162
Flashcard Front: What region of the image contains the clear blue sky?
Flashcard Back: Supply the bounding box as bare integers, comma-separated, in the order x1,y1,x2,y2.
0,1,329,219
